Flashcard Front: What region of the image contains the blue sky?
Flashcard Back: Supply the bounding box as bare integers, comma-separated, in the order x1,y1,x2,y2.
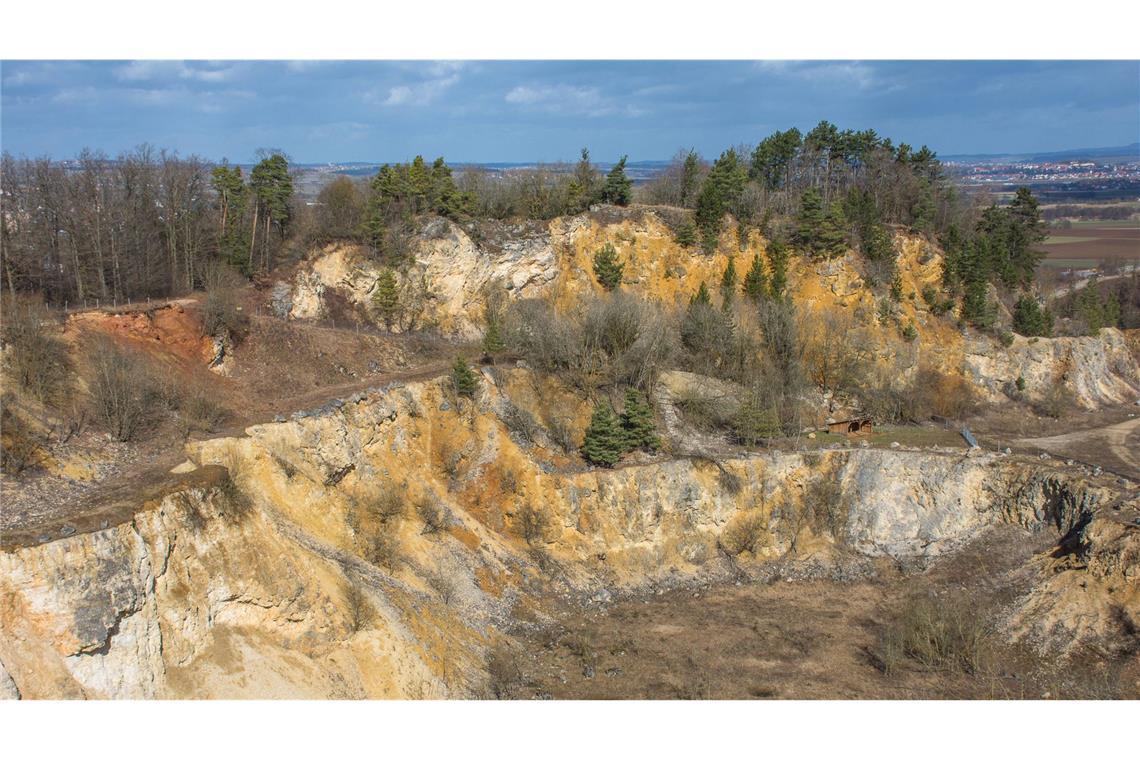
1,60,1137,163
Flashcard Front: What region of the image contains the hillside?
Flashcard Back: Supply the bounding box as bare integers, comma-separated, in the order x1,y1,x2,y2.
3,203,1140,699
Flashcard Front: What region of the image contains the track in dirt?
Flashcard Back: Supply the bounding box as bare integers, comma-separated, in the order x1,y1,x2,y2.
1016,416,1140,479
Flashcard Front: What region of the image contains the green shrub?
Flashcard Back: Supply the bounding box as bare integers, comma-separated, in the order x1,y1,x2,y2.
619,386,659,452
452,357,479,399
581,400,625,467
1012,295,1053,337
592,243,624,290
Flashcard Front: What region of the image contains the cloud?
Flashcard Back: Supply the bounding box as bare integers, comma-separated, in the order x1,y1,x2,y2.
505,84,644,118
752,60,878,91
373,72,460,107
114,61,235,84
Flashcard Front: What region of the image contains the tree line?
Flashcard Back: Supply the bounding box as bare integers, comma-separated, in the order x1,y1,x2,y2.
2,147,295,306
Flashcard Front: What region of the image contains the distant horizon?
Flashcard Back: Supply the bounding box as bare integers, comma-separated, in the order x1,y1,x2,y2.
2,61,1138,163
13,142,1140,168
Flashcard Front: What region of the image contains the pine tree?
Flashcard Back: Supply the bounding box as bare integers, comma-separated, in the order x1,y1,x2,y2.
694,149,747,252
567,148,599,213
742,253,768,302
674,219,697,248
452,357,479,399
767,241,789,300
818,202,849,259
690,281,711,306
372,267,400,330
599,155,633,206
482,316,505,355
1012,295,1054,337
720,256,738,307
593,243,624,290
581,401,626,467
794,188,826,254
619,387,659,452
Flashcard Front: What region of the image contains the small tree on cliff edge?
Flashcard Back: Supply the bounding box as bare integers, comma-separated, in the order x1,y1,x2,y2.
452,357,479,399
581,400,625,467
599,155,633,206
593,243,624,290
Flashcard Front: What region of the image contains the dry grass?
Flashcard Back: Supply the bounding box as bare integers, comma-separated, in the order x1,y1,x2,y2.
874,594,991,676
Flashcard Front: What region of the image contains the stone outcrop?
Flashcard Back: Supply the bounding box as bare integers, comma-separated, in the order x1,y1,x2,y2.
965,328,1140,409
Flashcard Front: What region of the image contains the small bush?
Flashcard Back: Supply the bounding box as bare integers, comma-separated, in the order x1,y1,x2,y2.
592,243,624,290
344,583,374,633
364,531,401,570
517,504,552,547
876,595,991,675
675,387,735,432
1036,380,1074,419
416,497,451,535
804,476,845,539
500,401,540,444
544,414,576,454
178,386,227,433
364,487,406,524
720,510,769,556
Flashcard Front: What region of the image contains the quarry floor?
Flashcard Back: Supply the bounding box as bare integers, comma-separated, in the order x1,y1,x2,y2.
506,526,1140,700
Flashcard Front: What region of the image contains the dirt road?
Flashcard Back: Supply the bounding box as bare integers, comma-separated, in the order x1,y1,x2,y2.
1016,415,1140,479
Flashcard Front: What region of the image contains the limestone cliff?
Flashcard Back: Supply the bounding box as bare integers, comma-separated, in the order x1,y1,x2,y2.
3,368,1134,698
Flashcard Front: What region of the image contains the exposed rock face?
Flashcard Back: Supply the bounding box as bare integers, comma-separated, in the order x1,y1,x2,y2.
964,328,1140,409
285,220,559,336
3,370,1133,698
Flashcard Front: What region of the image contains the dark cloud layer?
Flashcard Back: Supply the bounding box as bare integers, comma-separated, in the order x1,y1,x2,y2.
1,60,1137,162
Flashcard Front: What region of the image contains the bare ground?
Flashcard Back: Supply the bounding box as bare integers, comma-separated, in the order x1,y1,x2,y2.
503,527,1140,700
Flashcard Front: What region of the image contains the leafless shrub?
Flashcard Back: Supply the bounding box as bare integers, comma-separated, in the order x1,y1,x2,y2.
675,387,735,432
425,559,459,606
485,644,523,699
344,583,374,633
719,510,770,557
543,414,576,454
500,468,519,494
416,497,452,536
84,335,159,442
0,400,43,474
365,531,401,570
201,262,248,339
717,466,742,495
215,450,253,522
500,401,540,444
178,386,227,433
364,486,406,524
0,296,71,405
518,504,552,547
1036,379,1074,419
804,476,846,539
875,594,991,676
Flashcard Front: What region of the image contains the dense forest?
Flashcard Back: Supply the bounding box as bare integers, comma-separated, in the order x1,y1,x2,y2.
1,121,1136,333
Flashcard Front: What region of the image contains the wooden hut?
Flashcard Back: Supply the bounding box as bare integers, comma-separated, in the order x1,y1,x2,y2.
826,416,873,436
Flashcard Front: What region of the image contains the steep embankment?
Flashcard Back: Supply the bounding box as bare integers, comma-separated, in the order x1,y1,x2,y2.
2,367,1135,698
